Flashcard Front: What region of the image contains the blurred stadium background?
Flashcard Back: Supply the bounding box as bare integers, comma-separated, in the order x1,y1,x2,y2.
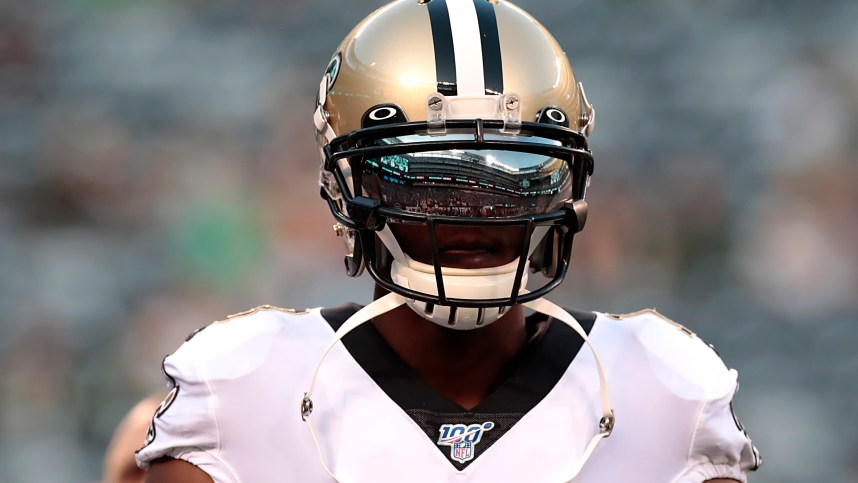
1,0,857,481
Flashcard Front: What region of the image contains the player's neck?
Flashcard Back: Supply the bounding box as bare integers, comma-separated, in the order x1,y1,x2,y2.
371,285,528,410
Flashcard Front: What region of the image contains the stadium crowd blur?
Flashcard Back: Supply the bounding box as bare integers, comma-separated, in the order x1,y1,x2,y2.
1,0,856,481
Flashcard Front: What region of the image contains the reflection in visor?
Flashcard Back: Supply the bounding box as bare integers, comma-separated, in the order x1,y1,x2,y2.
358,134,574,217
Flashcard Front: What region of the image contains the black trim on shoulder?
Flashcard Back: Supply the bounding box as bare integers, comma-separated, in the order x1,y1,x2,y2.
185,325,208,342
136,356,181,454
320,303,363,331
426,0,458,96
473,0,503,95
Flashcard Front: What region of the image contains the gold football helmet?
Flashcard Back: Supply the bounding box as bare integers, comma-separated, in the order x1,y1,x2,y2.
315,0,596,329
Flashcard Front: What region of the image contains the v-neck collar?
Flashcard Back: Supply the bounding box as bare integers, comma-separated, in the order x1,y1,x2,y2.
320,302,595,470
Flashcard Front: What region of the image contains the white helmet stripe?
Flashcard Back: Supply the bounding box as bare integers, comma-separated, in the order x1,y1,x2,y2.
426,0,505,97
445,0,486,96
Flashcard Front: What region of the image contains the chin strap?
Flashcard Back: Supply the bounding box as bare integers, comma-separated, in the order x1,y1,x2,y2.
301,292,407,481
522,297,616,481
301,294,614,482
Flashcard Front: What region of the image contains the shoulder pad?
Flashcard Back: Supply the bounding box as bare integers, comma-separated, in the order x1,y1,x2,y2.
172,305,316,382
215,305,310,324
183,305,310,342
603,308,696,338
602,309,733,400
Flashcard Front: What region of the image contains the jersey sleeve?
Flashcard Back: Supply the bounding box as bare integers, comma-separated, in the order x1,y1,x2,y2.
673,369,762,483
617,309,762,483
134,342,238,482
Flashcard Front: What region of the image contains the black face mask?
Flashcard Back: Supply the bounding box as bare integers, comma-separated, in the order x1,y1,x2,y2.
320,117,593,309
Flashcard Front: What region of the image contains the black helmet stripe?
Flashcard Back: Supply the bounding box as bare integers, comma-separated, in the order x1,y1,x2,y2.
426,0,504,97
473,0,503,96
426,0,458,96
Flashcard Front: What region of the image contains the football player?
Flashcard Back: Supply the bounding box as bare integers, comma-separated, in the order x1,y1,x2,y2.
137,0,761,481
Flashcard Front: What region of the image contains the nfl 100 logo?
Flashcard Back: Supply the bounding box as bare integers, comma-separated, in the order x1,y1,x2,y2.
437,422,495,463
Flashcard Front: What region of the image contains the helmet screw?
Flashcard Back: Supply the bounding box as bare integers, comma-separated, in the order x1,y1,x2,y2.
428,95,444,111
505,96,520,111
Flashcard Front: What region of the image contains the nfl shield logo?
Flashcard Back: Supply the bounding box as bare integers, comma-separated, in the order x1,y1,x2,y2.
452,441,472,463
437,421,495,464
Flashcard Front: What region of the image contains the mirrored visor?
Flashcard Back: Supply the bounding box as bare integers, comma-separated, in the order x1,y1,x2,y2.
355,133,574,218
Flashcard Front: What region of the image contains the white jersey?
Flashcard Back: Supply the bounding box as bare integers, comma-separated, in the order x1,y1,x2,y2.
136,303,760,482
